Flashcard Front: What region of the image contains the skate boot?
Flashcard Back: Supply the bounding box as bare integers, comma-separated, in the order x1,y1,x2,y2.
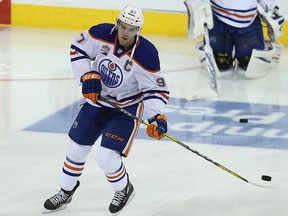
43,181,80,213
109,178,135,215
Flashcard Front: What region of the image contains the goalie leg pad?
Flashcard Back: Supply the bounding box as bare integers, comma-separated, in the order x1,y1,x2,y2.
239,40,283,78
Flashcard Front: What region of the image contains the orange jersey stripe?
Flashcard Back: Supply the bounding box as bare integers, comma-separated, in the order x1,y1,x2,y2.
212,6,255,19
124,102,144,156
160,92,169,100
113,95,143,107
70,51,79,55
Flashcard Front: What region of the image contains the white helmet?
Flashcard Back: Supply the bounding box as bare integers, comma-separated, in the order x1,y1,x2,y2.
117,5,144,31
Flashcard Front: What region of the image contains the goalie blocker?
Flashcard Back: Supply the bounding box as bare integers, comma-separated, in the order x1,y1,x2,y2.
184,0,213,40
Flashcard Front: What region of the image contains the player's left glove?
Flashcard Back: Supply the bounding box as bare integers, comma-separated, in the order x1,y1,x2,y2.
80,71,102,104
146,114,168,140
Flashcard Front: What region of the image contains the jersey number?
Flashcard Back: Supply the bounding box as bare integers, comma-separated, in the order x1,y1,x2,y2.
157,78,166,87
76,33,86,44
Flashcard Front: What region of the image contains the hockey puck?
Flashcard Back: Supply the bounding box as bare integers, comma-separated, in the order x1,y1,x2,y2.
239,118,248,123
261,175,272,181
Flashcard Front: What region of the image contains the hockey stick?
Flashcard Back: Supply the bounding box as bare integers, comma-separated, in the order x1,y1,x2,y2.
203,25,219,93
99,96,273,188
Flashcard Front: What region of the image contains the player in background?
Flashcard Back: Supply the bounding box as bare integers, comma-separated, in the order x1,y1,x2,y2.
43,5,169,215
184,0,285,78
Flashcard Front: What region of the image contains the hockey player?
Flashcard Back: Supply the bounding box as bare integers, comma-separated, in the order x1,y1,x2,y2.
184,0,285,78
43,5,169,215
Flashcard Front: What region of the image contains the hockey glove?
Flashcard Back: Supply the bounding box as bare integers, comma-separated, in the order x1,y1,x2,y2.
258,5,285,41
184,0,213,40
258,0,276,12
81,71,102,104
146,114,168,140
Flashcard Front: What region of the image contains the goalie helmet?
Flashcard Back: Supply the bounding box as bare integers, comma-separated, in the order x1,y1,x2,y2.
117,5,144,34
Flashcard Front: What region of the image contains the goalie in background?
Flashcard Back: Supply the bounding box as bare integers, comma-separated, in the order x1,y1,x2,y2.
184,0,285,78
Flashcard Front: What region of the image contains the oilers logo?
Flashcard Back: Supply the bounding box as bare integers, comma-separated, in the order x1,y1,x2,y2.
99,59,123,88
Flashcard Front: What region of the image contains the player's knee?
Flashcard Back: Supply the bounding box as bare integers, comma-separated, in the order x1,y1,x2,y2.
96,146,121,173
67,140,92,162
237,54,252,70
214,52,233,71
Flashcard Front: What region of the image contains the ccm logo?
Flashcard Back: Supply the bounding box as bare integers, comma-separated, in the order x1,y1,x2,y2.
82,73,101,81
105,133,125,142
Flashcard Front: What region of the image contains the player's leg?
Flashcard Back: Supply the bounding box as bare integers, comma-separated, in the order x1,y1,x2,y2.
238,39,283,78
43,140,91,213
43,103,106,212
198,17,234,77
96,102,143,215
234,16,267,77
96,146,135,215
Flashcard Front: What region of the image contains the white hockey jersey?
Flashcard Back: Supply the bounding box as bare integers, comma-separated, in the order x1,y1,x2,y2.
70,23,169,118
210,0,259,28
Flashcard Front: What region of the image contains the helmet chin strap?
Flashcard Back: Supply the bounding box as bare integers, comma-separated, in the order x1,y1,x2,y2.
110,24,140,60
130,34,139,59
110,25,117,35
111,5,144,60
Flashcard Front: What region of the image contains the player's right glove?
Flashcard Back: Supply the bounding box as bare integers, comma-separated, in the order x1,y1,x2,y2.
80,71,102,104
184,0,213,40
146,114,168,140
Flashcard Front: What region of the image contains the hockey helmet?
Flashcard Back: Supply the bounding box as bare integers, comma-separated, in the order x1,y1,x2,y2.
117,5,144,33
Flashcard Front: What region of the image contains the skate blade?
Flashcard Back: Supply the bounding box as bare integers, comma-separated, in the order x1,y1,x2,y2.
42,204,68,214
111,191,136,216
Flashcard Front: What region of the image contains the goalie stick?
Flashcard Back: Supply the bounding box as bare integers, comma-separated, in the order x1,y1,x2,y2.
99,96,273,189
185,88,218,101
203,25,219,94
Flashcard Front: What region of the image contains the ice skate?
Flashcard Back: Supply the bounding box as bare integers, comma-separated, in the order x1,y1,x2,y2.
109,179,135,215
42,181,80,214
